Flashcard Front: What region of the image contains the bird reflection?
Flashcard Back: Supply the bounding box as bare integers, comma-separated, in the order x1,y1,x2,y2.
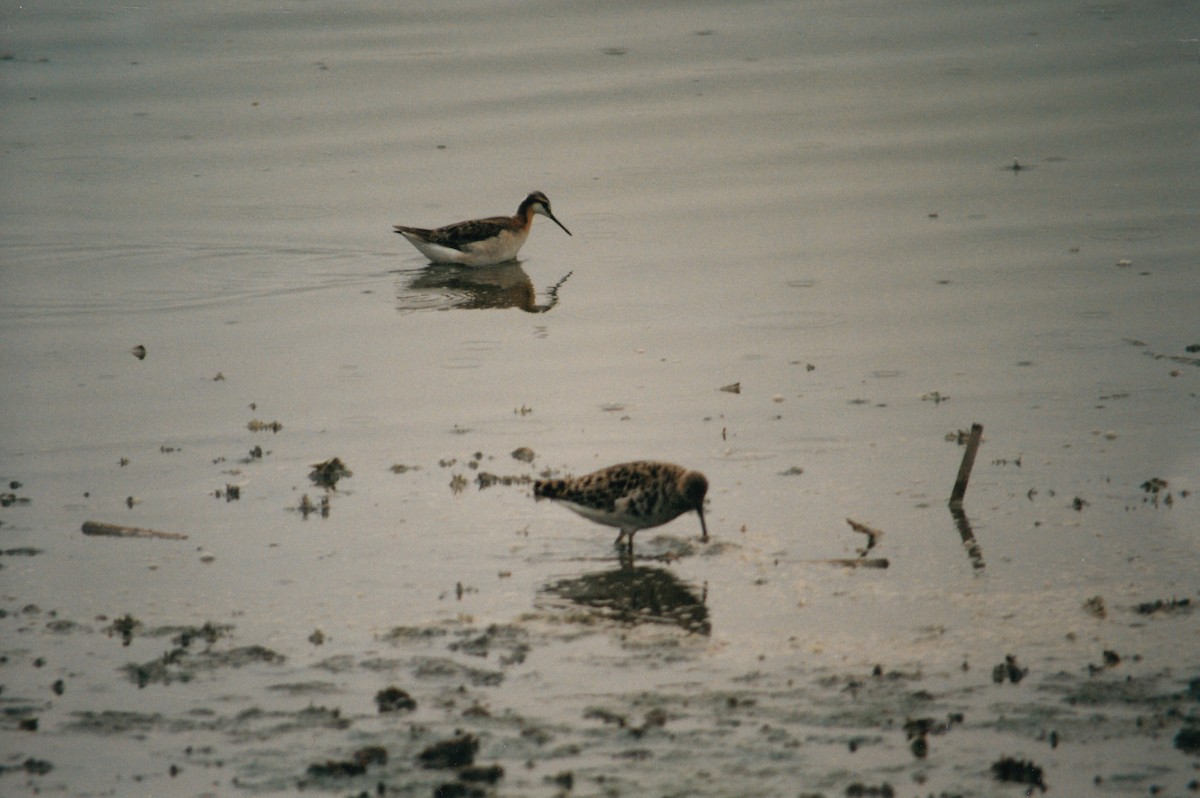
539,556,710,635
395,262,572,313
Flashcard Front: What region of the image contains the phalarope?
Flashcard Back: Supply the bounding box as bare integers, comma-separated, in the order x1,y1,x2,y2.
393,191,571,266
534,461,709,554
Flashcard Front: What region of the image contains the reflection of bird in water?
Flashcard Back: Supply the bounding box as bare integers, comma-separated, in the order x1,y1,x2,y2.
397,263,572,313
534,461,709,554
393,191,571,266
541,562,710,634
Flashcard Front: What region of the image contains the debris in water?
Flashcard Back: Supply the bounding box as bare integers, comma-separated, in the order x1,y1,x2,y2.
945,428,971,445
247,419,283,433
308,457,351,489
1140,477,1171,507
1082,595,1107,619
1087,649,1122,674
475,472,532,489
0,547,41,558
846,518,883,556
0,758,53,776
107,614,142,646
1,484,31,507
825,558,889,569
511,446,535,463
81,521,187,540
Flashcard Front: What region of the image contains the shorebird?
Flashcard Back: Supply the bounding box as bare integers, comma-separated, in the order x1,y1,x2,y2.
534,461,709,554
393,191,571,266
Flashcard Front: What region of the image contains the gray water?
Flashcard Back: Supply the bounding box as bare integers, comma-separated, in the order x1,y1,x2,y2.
2,1,1199,795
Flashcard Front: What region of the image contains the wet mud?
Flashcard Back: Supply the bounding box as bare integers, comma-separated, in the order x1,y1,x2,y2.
3,571,1199,795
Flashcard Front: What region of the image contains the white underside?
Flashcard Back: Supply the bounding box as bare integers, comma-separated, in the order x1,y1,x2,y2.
554,496,676,536
557,500,632,531
401,229,528,267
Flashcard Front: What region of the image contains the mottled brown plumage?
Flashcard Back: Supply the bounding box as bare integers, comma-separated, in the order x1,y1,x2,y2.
534,461,709,553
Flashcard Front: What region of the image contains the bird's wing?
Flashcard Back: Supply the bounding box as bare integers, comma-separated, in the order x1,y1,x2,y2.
422,217,512,251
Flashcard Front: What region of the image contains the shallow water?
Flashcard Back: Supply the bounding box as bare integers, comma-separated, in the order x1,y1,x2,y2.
2,1,1199,795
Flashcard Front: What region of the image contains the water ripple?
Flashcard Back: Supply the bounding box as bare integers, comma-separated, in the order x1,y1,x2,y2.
0,241,378,320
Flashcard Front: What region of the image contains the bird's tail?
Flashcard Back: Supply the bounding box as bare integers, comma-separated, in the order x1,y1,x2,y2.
532,479,564,501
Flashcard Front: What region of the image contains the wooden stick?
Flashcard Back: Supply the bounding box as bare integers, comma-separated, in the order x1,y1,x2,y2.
949,423,984,507
822,558,890,569
81,521,188,540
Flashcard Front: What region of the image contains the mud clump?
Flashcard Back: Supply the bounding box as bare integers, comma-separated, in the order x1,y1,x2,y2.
0,758,53,776
418,733,479,769
1082,595,1107,618
1135,597,1191,615
990,756,1046,791
903,715,962,758
845,783,894,797
992,654,1028,684
433,783,485,798
1176,724,1200,754
374,686,417,714
305,745,387,778
124,644,284,688
459,764,504,783
171,621,232,648
447,623,530,665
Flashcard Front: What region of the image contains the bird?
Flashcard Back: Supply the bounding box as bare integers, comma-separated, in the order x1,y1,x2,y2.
393,191,571,266
534,461,709,554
